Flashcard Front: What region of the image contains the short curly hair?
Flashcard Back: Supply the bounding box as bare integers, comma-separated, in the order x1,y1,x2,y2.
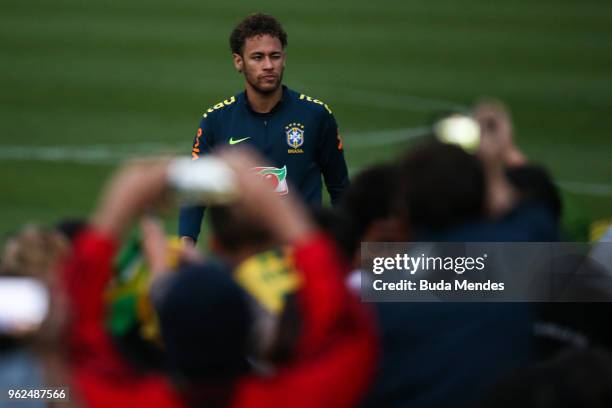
229,13,288,55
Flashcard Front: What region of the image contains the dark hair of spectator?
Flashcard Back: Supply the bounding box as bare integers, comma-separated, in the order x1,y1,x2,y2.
338,163,401,257
209,205,274,253
311,207,353,262
230,13,288,55
398,141,485,232
55,218,87,242
157,261,251,384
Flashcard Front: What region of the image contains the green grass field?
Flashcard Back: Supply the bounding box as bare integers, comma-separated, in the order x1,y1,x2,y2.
2,0,611,241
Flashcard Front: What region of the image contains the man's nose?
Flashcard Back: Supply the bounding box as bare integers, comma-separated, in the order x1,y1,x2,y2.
262,57,273,70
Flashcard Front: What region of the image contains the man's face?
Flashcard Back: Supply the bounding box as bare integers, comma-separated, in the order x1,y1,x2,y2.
233,34,285,95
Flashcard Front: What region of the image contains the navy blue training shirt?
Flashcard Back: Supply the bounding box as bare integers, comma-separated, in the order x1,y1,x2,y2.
178,86,349,241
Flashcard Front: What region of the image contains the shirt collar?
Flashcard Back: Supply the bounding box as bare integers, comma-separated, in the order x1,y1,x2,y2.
241,85,288,116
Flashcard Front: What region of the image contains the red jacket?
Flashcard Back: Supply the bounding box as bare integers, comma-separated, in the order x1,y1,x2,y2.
63,229,183,408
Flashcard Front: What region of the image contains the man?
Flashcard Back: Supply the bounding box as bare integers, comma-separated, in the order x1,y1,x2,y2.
178,13,349,245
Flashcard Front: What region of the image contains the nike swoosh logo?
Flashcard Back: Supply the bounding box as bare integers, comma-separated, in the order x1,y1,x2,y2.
229,137,251,145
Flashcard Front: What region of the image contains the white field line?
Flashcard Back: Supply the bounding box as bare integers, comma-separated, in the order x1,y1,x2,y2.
0,143,185,164
1,128,611,197
0,127,428,163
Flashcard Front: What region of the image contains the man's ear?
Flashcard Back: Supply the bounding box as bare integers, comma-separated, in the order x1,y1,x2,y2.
232,53,244,73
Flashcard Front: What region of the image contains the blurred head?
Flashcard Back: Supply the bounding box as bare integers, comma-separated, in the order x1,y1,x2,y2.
473,99,526,167
398,141,486,233
157,260,252,384
1,225,69,283
337,163,405,265
230,13,287,95
209,203,275,265
0,224,71,344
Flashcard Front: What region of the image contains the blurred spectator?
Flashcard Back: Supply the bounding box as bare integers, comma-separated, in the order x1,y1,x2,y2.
533,253,612,359
154,258,252,406
397,141,486,234
0,225,69,408
339,163,405,268
478,348,612,408
156,149,377,408
60,161,184,407
505,165,562,221
207,203,303,367
1,161,183,407
322,163,406,295
472,99,526,168
209,204,275,266
360,100,564,408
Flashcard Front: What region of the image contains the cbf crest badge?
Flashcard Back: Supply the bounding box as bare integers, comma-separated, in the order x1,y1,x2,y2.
285,123,305,153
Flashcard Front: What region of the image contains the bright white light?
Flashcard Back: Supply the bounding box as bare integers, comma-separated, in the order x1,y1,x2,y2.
435,115,481,152
0,277,49,333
